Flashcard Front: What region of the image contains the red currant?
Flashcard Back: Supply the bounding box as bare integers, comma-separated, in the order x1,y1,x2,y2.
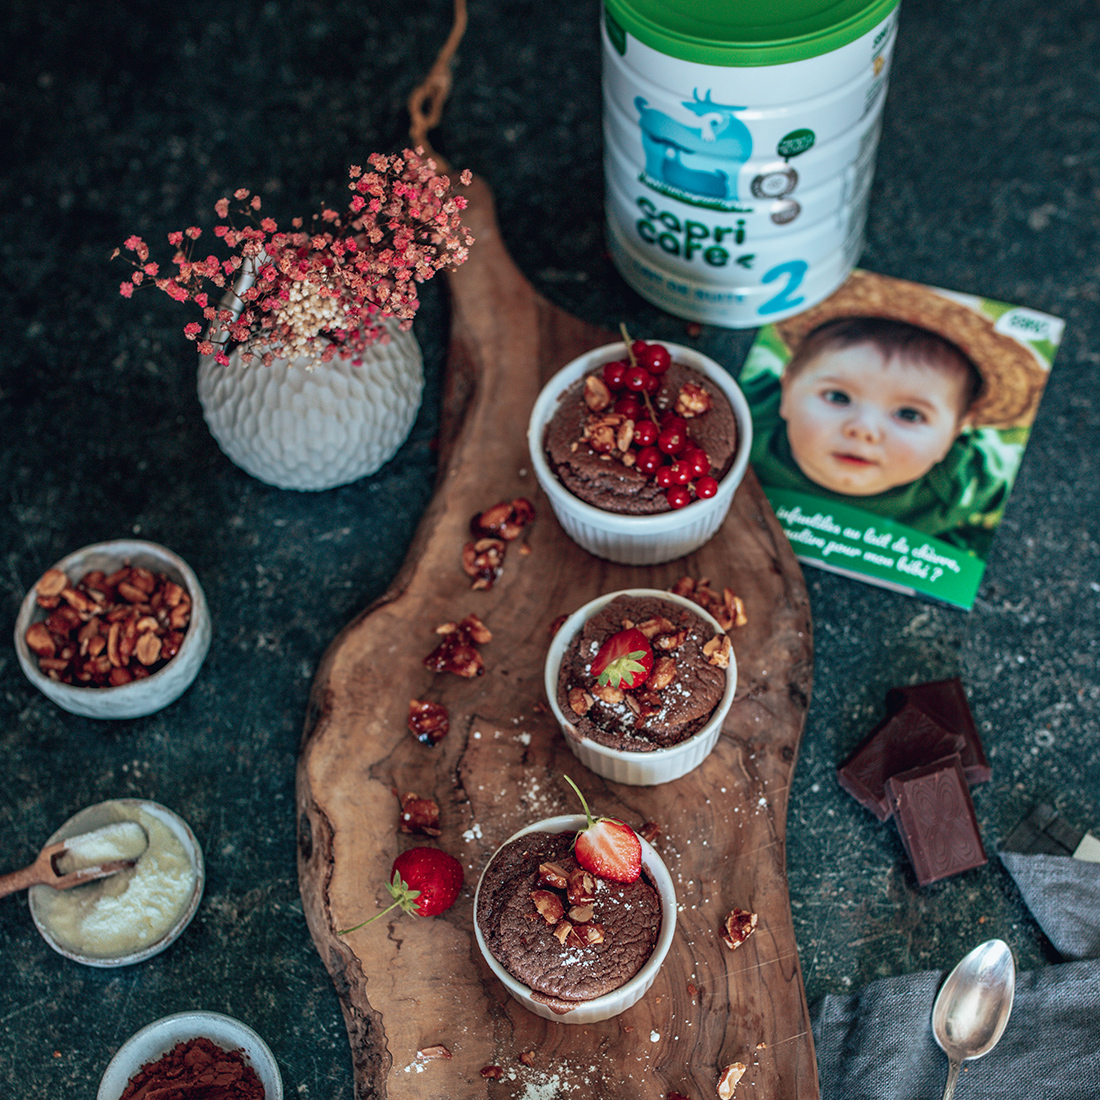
635,445,663,475
636,343,672,374
654,465,676,489
624,366,651,392
683,446,710,478
657,424,687,455
642,370,661,394
695,475,719,499
633,420,659,447
666,485,692,509
602,360,628,390
614,394,643,419
667,460,691,485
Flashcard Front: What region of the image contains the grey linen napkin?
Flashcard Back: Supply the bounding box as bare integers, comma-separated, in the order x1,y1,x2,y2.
810,849,1100,1098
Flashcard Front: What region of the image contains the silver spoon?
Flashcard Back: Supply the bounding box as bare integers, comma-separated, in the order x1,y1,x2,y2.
931,938,1016,1100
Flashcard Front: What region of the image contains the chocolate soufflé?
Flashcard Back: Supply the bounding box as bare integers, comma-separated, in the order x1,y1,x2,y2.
557,594,728,751
542,360,739,515
476,830,661,1014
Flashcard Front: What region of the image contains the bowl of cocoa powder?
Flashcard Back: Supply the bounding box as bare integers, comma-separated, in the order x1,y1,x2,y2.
14,539,211,719
97,1010,282,1100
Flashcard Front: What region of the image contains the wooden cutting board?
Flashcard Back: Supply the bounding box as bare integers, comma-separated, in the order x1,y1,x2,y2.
296,175,818,1100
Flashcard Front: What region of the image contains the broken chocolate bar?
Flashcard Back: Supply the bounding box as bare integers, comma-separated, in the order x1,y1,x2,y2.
885,678,991,784
837,703,967,821
886,754,987,885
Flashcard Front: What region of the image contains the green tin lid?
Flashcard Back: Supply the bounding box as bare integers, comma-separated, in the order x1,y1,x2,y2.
605,0,900,66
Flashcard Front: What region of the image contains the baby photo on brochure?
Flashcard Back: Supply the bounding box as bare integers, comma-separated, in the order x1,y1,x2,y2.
741,269,1065,609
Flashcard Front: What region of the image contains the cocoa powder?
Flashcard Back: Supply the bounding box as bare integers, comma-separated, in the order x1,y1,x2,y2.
118,1035,265,1100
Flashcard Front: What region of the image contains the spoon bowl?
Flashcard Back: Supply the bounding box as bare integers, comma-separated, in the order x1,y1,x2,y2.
931,938,1015,1100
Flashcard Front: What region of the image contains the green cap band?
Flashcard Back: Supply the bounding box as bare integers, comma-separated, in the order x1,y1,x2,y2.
605,0,900,66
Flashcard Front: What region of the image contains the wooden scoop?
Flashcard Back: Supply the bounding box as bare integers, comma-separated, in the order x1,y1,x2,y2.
0,820,148,897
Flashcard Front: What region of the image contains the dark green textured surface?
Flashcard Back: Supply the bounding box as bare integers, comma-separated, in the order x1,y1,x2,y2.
1,0,1098,1096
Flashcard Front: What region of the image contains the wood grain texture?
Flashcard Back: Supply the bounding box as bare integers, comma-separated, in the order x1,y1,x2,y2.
297,176,818,1100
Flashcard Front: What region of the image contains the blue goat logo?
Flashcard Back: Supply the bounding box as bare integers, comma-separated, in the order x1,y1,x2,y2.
634,90,753,204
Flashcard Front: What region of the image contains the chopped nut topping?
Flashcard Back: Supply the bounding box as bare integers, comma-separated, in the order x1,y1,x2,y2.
703,634,732,668
34,568,68,600
566,868,596,906
592,683,625,705
530,890,566,924
573,922,604,945
519,1051,536,1067
717,1062,747,1098
672,576,747,630
553,920,573,944
568,688,593,716
653,628,688,651
567,904,594,923
480,1065,504,1080
676,381,713,418
636,615,675,639
649,656,677,690
538,862,569,890
721,908,758,950
584,374,612,411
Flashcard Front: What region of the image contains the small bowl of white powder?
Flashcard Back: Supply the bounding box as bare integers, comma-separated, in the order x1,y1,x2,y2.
28,798,204,967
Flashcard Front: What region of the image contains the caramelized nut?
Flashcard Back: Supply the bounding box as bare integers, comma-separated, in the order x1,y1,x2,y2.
24,622,56,658
717,1062,747,1098
35,569,69,600
592,683,625,705
721,908,758,950
407,699,450,745
584,374,612,412
480,1066,504,1080
398,792,442,836
566,868,596,906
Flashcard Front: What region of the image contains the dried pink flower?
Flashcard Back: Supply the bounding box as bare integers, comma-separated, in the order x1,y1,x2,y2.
116,148,474,370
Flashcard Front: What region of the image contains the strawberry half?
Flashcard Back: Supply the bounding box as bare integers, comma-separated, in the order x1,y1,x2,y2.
338,846,464,933
590,626,653,691
564,775,642,884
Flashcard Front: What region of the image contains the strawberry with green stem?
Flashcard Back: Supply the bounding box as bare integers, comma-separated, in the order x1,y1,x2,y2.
564,775,642,883
590,626,653,691
338,846,464,934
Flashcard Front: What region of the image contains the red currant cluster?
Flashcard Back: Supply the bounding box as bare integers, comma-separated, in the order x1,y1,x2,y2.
598,340,719,510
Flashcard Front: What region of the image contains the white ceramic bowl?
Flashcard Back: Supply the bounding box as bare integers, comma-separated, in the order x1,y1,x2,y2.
97,1010,283,1100
29,798,205,967
14,539,211,719
528,341,752,565
546,588,737,786
474,814,677,1024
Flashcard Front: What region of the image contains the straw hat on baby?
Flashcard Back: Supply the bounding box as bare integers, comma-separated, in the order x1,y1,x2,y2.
775,269,1050,428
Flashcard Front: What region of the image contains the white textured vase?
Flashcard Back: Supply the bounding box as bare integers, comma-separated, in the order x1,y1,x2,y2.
196,322,423,491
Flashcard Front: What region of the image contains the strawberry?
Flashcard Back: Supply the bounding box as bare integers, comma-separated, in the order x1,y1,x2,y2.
564,775,642,884
589,626,653,691
338,846,464,934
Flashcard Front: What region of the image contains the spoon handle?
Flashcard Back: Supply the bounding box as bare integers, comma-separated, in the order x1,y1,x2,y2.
940,1058,962,1100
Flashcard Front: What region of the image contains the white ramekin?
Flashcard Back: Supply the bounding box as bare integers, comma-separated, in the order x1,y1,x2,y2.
545,588,737,786
527,341,752,565
474,814,677,1024
14,539,212,719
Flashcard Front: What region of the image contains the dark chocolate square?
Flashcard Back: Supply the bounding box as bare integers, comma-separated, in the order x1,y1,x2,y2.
1000,802,1085,856
886,754,987,885
885,678,991,784
837,703,967,821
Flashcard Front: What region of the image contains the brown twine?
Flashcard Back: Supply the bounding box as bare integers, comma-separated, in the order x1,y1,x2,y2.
407,0,468,172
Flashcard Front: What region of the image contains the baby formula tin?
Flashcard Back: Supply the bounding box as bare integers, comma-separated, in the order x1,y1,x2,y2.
603,0,900,327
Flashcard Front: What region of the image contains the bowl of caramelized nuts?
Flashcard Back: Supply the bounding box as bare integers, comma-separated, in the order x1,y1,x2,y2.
14,540,211,719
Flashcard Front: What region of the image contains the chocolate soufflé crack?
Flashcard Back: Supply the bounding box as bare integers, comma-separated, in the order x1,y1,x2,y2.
557,594,728,751
476,831,661,1013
